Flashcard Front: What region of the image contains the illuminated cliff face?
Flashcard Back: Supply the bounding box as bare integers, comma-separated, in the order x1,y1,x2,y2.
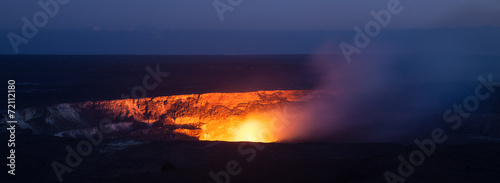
76,90,318,142
13,90,331,142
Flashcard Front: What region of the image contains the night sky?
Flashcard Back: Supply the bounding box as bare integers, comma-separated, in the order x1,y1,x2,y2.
1,0,499,54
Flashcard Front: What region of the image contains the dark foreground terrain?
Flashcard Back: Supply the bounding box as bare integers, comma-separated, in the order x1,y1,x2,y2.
1,134,499,183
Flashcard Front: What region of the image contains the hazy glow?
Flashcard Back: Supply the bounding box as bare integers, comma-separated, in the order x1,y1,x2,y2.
233,119,277,143
200,114,280,143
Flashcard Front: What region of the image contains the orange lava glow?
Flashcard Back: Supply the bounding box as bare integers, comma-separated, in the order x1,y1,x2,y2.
198,111,281,143
82,90,328,142
233,119,276,142
209,116,278,143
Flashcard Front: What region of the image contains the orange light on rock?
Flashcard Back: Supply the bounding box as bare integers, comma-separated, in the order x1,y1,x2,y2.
78,90,329,142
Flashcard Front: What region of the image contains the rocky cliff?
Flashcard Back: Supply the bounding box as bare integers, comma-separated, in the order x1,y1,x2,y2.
2,90,327,141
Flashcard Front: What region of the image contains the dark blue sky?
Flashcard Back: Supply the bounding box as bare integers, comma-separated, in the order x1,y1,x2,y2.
1,0,499,30
1,0,499,55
